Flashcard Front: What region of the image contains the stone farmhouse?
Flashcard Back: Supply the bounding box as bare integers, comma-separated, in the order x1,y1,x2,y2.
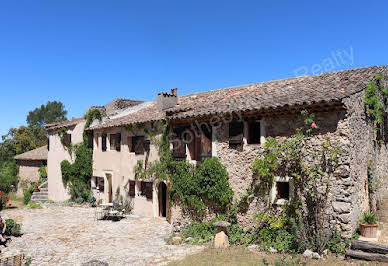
47,65,388,237
14,145,48,197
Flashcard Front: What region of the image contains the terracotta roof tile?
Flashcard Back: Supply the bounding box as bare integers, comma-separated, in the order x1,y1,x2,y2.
14,145,48,161
46,117,85,131
89,65,387,129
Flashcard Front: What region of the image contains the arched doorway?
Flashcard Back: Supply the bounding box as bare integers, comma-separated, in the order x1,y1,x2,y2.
158,182,167,217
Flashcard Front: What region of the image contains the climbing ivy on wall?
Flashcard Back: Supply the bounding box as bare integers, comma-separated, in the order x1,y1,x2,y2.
59,109,101,203
133,120,234,219
364,74,388,143
249,110,342,253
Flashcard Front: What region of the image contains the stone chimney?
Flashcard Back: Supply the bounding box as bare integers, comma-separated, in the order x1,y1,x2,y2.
157,88,178,111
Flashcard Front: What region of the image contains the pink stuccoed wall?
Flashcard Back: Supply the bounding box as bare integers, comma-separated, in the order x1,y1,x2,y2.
92,123,164,218
47,121,86,201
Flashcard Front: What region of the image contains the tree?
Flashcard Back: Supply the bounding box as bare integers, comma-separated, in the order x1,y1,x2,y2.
27,101,67,128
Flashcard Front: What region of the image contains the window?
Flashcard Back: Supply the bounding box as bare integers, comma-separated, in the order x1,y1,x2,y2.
172,128,186,160
271,177,292,205
132,136,145,155
102,133,107,152
276,182,289,200
140,181,153,200
129,180,135,197
110,134,116,150
109,133,121,151
229,121,243,149
47,138,50,151
248,121,261,144
87,131,94,149
63,134,71,147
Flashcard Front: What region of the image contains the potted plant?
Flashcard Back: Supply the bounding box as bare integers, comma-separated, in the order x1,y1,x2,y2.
34,183,40,193
359,212,378,238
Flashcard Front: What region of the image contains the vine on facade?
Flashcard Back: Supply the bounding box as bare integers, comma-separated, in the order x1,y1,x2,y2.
133,120,234,219
249,110,342,253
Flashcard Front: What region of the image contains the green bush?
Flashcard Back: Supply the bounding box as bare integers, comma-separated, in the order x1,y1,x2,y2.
23,185,35,205
169,157,234,219
183,220,216,244
0,161,18,194
0,191,10,211
60,143,93,203
5,218,21,236
326,231,347,254
360,212,378,225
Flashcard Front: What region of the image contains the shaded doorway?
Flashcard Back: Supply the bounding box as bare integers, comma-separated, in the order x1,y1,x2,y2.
158,182,167,217
106,173,113,203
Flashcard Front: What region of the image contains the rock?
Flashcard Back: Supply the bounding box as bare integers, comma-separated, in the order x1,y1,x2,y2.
332,202,351,214
214,231,229,248
81,260,109,266
311,252,321,259
171,236,182,245
247,244,258,250
184,237,193,243
213,221,231,228
323,249,328,256
303,249,313,258
269,247,277,253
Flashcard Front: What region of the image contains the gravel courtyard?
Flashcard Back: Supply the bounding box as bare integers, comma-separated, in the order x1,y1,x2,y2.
0,205,203,266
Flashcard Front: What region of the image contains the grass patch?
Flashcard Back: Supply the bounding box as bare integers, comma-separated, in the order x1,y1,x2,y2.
8,193,23,202
28,202,43,209
168,247,382,266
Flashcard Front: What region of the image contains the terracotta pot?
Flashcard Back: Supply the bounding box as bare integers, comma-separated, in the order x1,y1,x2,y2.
359,222,378,238
34,188,40,192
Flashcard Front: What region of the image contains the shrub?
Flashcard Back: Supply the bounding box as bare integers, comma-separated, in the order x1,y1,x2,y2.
183,220,216,244
0,161,18,194
60,143,93,203
360,212,378,225
23,185,35,205
5,218,21,236
326,231,347,254
0,191,10,211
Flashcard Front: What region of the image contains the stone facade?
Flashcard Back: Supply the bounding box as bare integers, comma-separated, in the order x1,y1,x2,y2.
170,100,388,238
16,160,45,197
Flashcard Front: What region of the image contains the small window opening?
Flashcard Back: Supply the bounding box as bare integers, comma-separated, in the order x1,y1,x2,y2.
248,121,261,144
276,182,290,200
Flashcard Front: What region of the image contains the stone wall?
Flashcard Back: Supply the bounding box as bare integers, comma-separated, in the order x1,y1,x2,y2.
16,160,45,197
169,110,359,237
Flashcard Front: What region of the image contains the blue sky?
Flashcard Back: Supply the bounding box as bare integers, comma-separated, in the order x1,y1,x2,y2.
0,0,387,136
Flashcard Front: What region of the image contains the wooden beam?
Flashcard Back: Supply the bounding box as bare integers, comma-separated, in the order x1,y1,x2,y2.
346,249,388,263
351,240,388,254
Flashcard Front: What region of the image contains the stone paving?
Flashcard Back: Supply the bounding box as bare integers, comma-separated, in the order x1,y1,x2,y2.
0,205,204,266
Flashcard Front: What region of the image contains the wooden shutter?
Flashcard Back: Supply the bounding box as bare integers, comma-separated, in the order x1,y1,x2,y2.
102,133,107,152
133,136,145,155
200,125,212,161
129,181,135,197
87,131,94,149
172,128,186,160
64,134,71,147
229,121,244,146
145,182,153,200
144,139,150,152
115,133,121,151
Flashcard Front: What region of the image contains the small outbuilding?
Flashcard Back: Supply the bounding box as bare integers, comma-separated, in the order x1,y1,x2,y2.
14,145,48,197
